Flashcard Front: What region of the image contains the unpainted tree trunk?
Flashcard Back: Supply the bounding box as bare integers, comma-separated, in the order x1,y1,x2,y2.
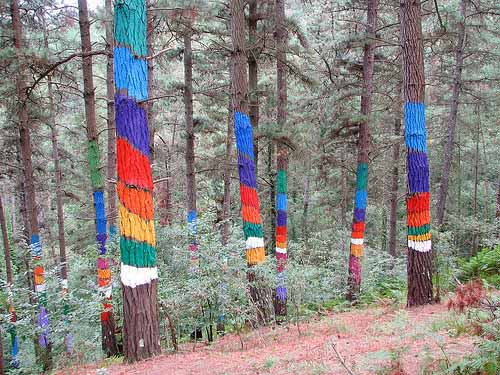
1,194,19,368
401,0,433,307
347,0,378,301
147,0,156,160
11,0,52,368
105,0,117,235
248,0,260,171
435,0,467,227
496,179,500,238
114,0,161,362
47,69,72,352
221,99,233,246
274,0,288,318
388,118,401,260
184,22,198,269
77,0,118,356
471,104,480,256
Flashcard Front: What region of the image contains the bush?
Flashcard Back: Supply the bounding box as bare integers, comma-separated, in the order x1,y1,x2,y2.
458,246,500,287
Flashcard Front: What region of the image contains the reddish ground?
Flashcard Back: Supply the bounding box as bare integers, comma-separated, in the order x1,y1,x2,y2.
61,302,477,375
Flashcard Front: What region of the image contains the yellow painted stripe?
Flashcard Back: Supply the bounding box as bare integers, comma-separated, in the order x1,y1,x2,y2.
246,247,265,265
119,204,156,247
350,244,363,257
408,232,432,241
276,241,287,249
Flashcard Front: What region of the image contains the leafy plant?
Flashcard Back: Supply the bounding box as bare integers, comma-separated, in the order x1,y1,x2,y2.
458,246,500,287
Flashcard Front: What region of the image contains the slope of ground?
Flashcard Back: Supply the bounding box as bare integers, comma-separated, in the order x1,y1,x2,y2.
61,302,477,375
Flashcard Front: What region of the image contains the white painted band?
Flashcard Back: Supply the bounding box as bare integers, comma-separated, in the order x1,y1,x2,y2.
275,247,287,254
99,285,113,298
246,237,264,249
61,279,68,289
351,238,364,245
35,284,46,293
408,240,432,252
120,264,158,288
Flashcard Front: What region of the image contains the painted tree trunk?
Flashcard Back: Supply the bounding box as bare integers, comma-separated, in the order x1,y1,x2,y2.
184,25,198,270
400,0,433,306
105,0,117,236
1,195,19,368
436,0,467,228
275,0,288,318
114,0,161,362
230,0,269,325
347,0,378,301
11,0,51,368
77,0,119,356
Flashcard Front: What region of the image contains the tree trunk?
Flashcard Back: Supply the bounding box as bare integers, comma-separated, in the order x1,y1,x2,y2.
1,195,19,368
218,100,233,334
230,0,270,325
221,100,233,246
77,0,118,356
41,12,73,349
388,117,401,260
105,0,117,236
347,0,378,301
400,0,433,307
114,0,160,362
11,0,52,368
472,104,480,256
266,95,275,256
302,172,310,243
0,325,3,375
147,0,156,160
184,23,198,270
435,0,467,228
248,0,260,171
274,0,288,318
48,75,73,353
496,179,500,238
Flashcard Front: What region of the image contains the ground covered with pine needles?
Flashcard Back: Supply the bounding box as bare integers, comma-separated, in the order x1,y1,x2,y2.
59,300,481,375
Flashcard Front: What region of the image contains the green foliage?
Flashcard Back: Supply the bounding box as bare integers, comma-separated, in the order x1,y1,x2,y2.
458,245,500,287
443,317,500,375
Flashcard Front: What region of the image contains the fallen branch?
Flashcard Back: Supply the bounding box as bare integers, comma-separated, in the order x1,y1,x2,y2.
331,342,357,375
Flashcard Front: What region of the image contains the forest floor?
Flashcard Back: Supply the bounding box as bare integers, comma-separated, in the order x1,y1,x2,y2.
61,300,478,375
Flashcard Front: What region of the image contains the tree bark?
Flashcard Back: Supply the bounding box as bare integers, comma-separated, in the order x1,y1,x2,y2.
147,0,156,160
105,0,117,235
48,73,72,353
388,117,401,259
221,100,233,246
1,195,19,368
114,0,160,362
274,0,288,318
401,0,433,307
230,0,270,325
77,0,118,356
184,21,198,269
11,0,52,368
248,0,260,171
347,0,378,301
435,0,467,228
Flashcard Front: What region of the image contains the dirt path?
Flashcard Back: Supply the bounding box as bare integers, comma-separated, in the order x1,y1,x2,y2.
63,302,476,375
